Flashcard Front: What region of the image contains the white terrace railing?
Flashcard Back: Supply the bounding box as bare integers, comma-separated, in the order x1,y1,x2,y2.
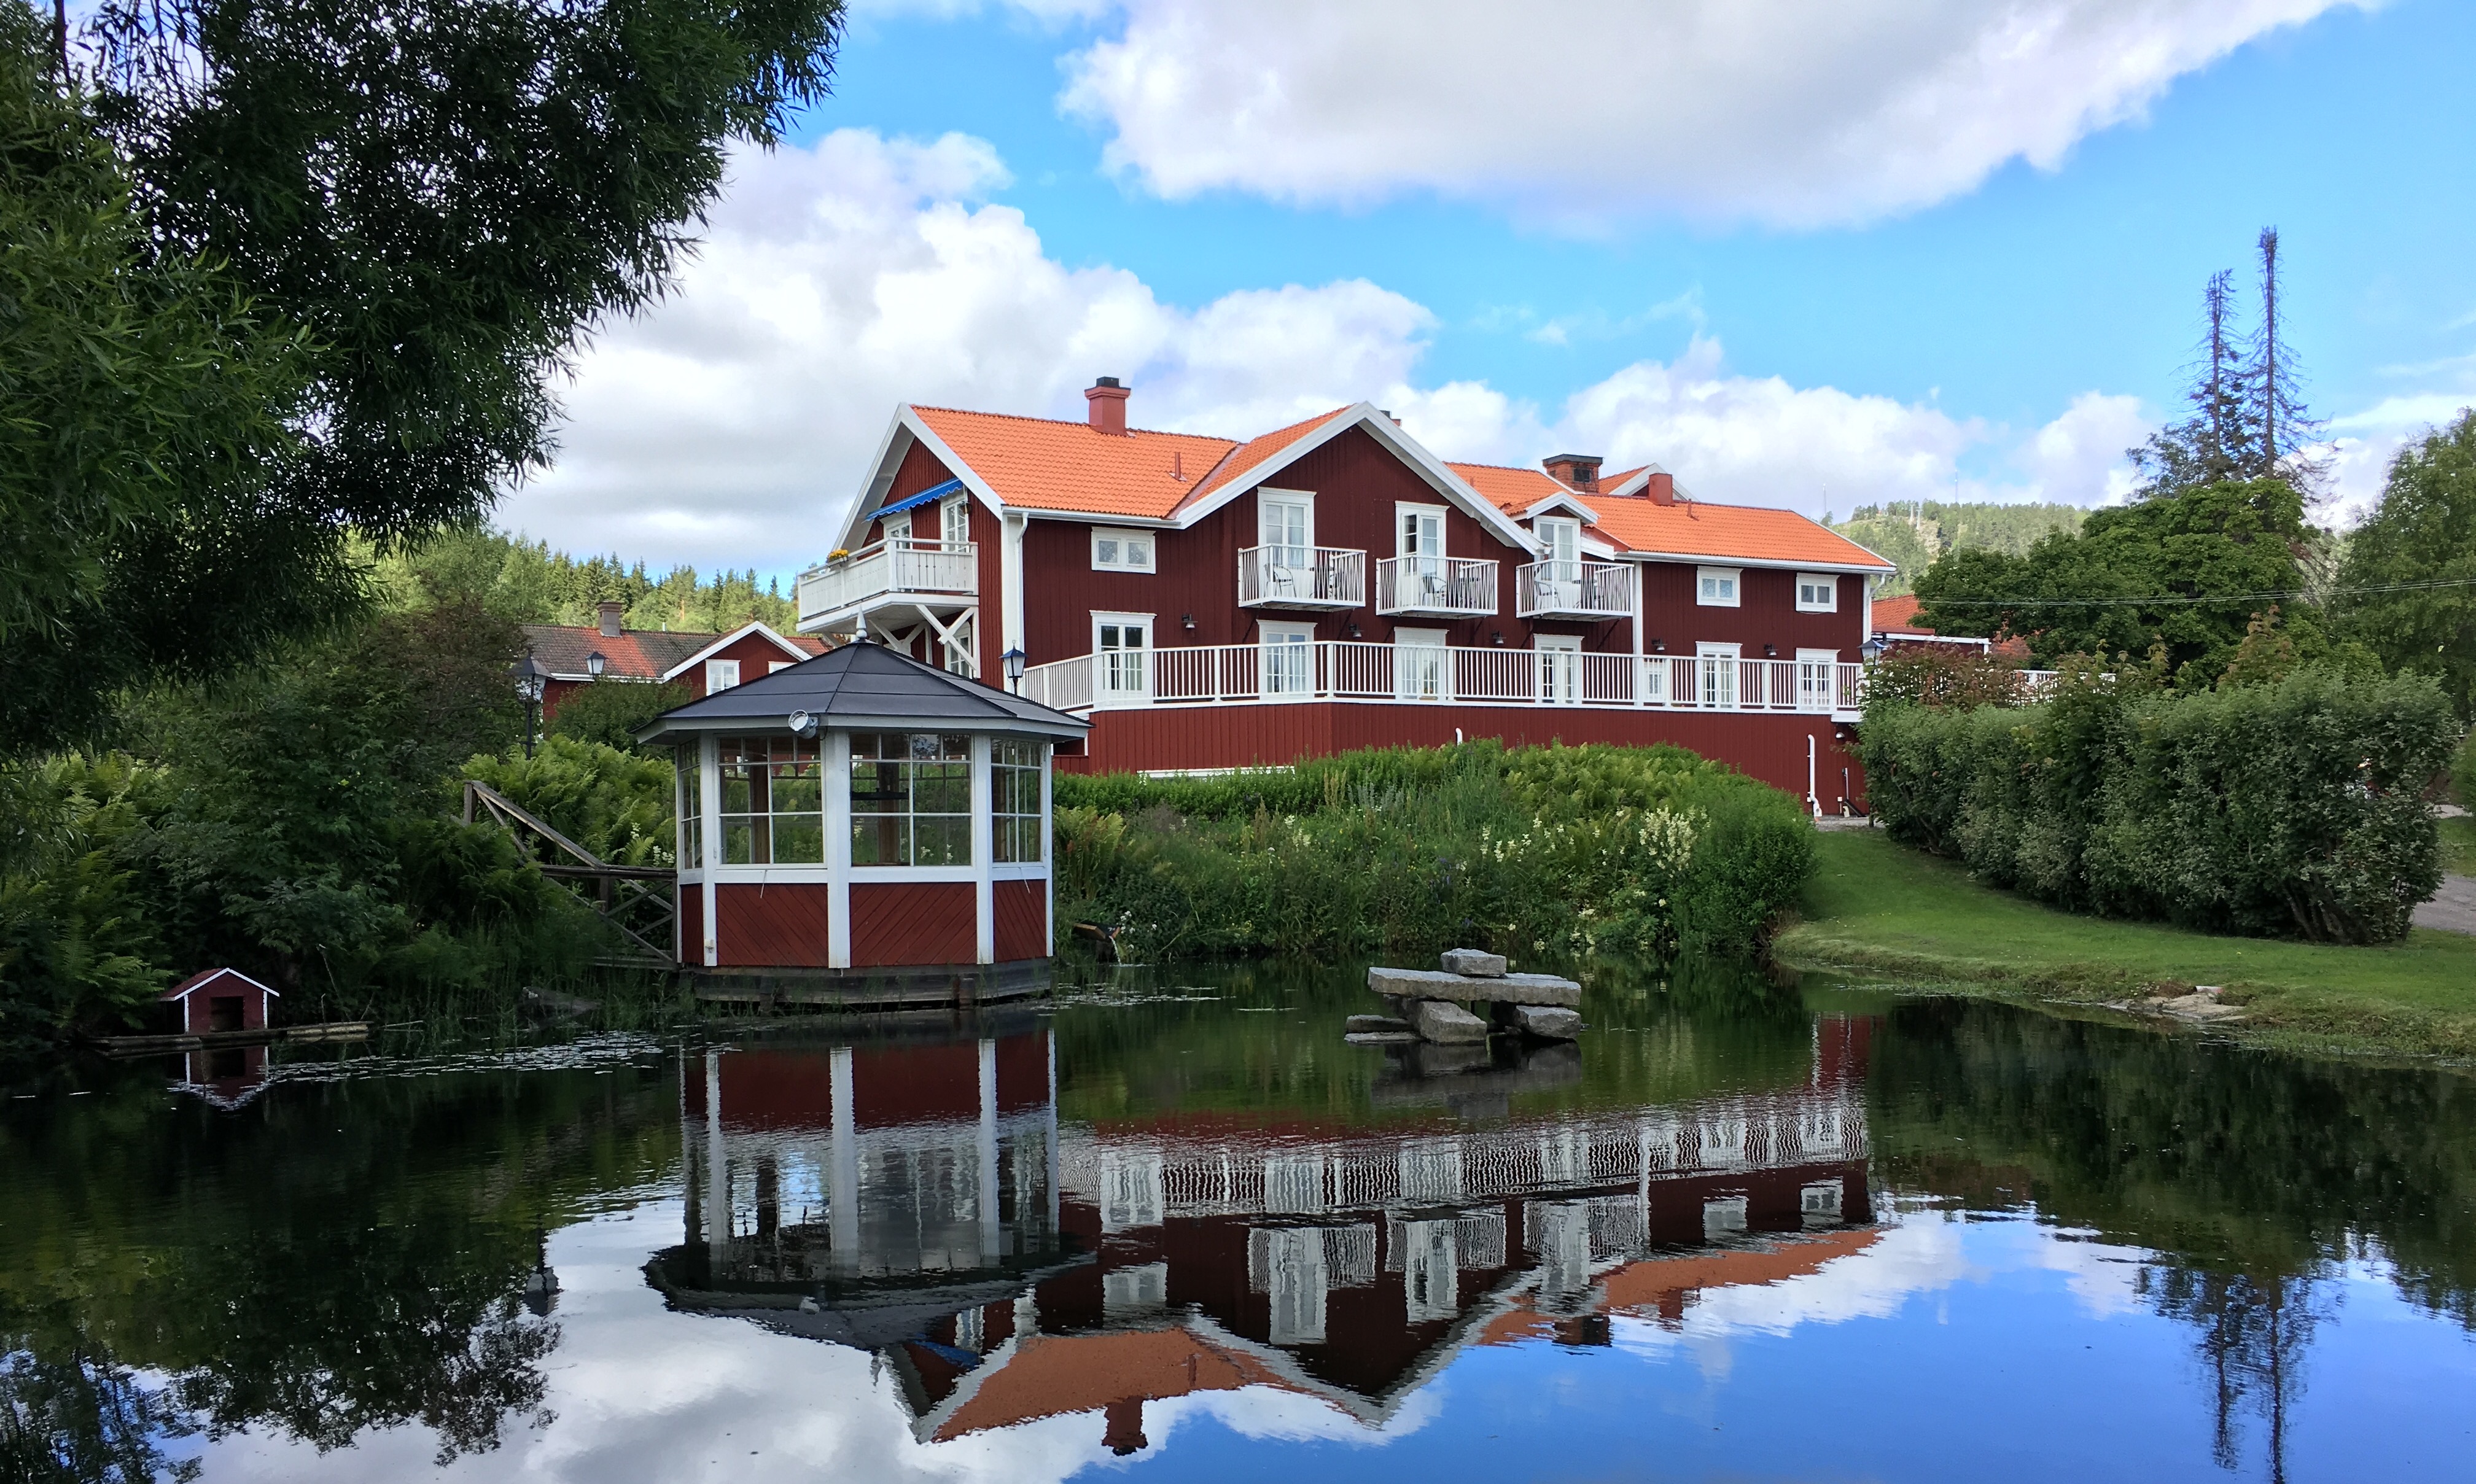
1374,556,1499,618
1239,545,1366,609
1021,640,1875,715
1515,559,1634,620
796,537,976,627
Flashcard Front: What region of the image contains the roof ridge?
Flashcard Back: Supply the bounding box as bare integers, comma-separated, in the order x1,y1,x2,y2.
913,404,1241,443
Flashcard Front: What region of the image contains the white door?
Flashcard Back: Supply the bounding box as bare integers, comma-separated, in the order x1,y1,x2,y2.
1537,636,1582,704
940,495,970,549
1261,495,1310,569
1261,622,1315,697
1401,507,1445,605
1097,618,1150,702
1538,518,1580,607
1697,642,1740,710
1797,648,1840,712
1395,627,1447,701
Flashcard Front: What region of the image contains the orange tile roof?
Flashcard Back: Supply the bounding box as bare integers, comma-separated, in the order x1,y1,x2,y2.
1447,461,1570,514
1873,594,1930,632
912,406,1238,520
1585,496,1895,569
1178,405,1357,510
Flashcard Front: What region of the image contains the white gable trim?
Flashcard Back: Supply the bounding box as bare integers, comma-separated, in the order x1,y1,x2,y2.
833,407,1018,553
1522,492,1600,524
167,968,280,1003
658,622,812,683
1169,404,1541,551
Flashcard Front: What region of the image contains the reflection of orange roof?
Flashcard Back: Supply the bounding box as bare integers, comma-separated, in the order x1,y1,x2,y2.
1477,1228,1882,1346
913,406,1238,520
934,1328,1304,1441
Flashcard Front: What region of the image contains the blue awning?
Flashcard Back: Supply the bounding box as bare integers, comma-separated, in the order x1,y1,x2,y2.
874,478,965,521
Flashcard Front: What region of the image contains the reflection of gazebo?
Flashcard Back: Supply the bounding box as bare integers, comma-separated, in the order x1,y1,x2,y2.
636,643,1088,1007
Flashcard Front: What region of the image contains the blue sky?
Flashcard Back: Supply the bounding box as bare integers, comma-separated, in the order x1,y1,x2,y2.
511,0,2476,573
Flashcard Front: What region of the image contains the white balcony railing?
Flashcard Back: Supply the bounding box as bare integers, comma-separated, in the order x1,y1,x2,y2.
1239,546,1366,609
1515,560,1634,620
1375,556,1498,617
1021,642,1873,715
796,538,976,628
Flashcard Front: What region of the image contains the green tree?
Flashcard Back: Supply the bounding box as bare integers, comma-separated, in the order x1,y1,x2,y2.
543,680,693,756
0,2,317,756
1913,479,2319,680
2334,409,2476,717
4,0,843,757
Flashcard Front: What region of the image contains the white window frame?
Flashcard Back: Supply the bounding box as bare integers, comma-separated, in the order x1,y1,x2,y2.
1797,647,1841,713
1258,620,1317,699
1396,502,1447,558
1696,641,1740,710
1090,527,1158,574
1535,634,1582,705
940,494,971,550
1535,516,1580,564
1092,612,1154,702
1258,489,1315,567
706,658,741,692
1696,566,1742,608
1795,572,1838,613
1392,627,1447,702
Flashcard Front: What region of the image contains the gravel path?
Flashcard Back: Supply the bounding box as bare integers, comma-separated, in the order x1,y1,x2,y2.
2413,874,2476,936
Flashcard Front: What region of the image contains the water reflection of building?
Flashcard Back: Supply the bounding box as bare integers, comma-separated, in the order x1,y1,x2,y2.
173,1044,271,1109
646,1016,1875,1455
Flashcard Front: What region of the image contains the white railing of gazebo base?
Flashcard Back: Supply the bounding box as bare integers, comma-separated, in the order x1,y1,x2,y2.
1021,642,1872,714
796,538,977,626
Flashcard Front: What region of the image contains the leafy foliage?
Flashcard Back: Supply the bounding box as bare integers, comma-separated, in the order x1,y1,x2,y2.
464,737,675,868
378,524,798,634
1053,743,1812,964
1861,646,2030,709
0,2,324,756
1912,479,2337,680
2130,228,2325,500
542,680,693,756
1826,501,2087,597
2333,409,2476,718
1860,669,2456,944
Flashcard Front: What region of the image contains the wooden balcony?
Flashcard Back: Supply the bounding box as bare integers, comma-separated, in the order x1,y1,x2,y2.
1239,545,1366,610
796,538,976,635
1515,560,1633,620
1374,556,1498,618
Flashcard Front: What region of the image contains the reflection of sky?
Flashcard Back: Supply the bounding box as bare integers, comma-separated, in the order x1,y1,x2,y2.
189,1194,2476,1484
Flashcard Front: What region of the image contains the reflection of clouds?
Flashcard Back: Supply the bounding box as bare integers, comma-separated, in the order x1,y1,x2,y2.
1618,1217,1980,1353
1162,1378,1441,1447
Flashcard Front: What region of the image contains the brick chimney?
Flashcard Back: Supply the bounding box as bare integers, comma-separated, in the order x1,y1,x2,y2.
1544,454,1602,492
1645,472,1677,507
597,600,623,638
1085,376,1129,435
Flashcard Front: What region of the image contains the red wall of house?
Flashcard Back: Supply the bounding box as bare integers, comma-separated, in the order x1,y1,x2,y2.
680,633,812,699
1635,565,1866,661
849,882,978,967
181,976,269,1033
1062,704,1867,810
713,884,834,968
992,879,1049,962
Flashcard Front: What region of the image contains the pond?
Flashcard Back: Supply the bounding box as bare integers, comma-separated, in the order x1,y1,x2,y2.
4,963,2474,1483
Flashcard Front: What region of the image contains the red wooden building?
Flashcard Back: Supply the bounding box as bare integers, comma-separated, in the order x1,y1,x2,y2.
796,381,1897,808
637,642,1088,989
522,602,825,723
160,966,278,1034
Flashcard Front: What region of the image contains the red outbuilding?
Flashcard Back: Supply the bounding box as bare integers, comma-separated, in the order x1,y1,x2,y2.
161,967,278,1035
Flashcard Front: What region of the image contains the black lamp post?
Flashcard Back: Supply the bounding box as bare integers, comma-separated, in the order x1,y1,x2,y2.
511,655,547,758
1002,647,1027,693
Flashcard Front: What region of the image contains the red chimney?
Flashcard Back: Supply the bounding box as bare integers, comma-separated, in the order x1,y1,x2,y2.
1544,454,1602,492
1085,376,1129,435
597,600,623,637
1645,472,1676,506
1103,1397,1147,1455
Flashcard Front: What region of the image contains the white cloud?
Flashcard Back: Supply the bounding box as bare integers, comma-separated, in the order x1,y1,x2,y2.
512,130,2152,571
1055,0,2364,227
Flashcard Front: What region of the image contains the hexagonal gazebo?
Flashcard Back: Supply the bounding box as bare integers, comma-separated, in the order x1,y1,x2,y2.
637,641,1089,1008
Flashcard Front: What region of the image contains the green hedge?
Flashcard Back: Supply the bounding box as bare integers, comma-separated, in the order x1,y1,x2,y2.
1860,669,2456,944
1052,742,1812,965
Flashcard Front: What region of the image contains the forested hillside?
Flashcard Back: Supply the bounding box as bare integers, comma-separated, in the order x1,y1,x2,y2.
372,526,798,634
1828,502,2088,596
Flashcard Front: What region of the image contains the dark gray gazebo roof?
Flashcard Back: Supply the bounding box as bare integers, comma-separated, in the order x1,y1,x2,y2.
635,642,1089,744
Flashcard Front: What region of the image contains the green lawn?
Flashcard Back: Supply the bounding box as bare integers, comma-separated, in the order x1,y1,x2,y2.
1773,828,2476,1059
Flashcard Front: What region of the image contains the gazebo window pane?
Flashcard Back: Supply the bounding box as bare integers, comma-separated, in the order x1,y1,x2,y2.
679,754,704,868
851,733,973,866
715,737,826,865
993,738,1044,863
